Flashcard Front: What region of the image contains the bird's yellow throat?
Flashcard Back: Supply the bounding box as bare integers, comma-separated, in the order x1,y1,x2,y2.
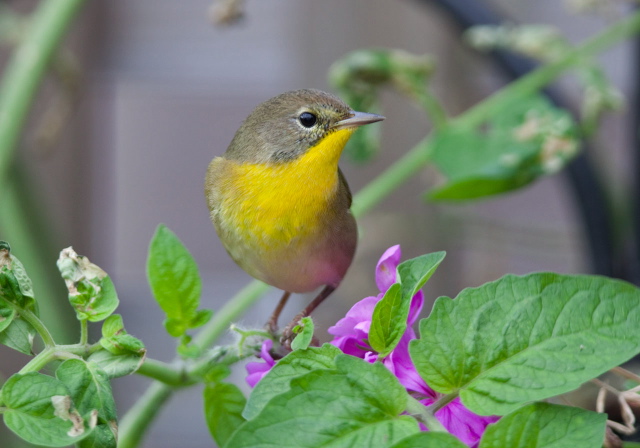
220,128,355,247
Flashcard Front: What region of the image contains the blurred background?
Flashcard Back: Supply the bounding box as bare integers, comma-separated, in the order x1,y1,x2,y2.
0,0,637,446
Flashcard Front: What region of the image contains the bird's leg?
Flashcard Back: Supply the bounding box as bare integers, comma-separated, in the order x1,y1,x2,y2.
266,290,291,334
281,285,335,348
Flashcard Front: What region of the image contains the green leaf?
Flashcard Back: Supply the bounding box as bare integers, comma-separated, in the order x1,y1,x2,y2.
243,343,340,420
101,314,124,337
3,372,95,446
147,225,202,338
0,302,15,333
390,432,467,448
57,247,119,322
479,403,605,448
56,359,118,448
204,364,232,383
397,251,446,301
87,349,145,379
190,308,213,329
429,96,578,201
99,314,146,356
0,245,37,312
410,273,640,415
228,355,418,447
204,382,246,447
369,283,403,356
290,316,314,351
369,252,446,357
0,318,35,354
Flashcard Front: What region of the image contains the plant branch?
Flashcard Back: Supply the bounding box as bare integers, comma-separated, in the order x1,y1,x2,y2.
193,279,269,349
135,358,188,387
356,9,640,216
430,390,459,414
79,318,88,345
20,307,56,347
117,382,174,448
18,346,81,374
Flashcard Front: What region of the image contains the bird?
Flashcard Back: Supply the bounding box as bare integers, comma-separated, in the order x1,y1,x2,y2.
205,89,384,344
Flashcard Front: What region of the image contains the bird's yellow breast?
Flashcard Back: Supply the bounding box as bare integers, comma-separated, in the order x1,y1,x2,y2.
215,128,354,250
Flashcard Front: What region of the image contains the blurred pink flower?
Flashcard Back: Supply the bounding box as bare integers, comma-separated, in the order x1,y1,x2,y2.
245,339,275,387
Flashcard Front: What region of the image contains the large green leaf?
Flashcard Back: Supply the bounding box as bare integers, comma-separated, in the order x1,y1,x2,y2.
243,344,340,420
56,359,118,448
479,403,605,448
228,355,418,448
3,372,95,446
410,273,640,415
390,432,467,448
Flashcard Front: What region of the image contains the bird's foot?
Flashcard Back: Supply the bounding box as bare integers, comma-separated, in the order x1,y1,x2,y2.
279,317,300,351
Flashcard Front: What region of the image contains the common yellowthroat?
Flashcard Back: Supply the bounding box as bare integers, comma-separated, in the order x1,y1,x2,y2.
205,89,384,341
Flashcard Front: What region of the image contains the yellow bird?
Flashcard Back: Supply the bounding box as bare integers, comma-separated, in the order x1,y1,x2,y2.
205,89,384,341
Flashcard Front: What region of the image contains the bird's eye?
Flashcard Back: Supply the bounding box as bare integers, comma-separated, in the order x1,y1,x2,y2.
298,112,317,128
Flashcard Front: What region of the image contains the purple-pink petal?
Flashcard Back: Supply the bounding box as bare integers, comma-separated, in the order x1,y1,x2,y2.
375,244,402,292
433,398,500,448
407,290,424,326
245,339,275,388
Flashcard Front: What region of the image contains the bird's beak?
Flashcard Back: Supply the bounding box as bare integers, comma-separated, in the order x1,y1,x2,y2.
333,111,385,131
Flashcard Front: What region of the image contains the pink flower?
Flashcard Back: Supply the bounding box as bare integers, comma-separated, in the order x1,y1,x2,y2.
328,245,424,358
245,339,275,387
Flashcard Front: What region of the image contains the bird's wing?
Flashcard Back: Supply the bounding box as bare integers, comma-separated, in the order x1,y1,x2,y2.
338,167,352,209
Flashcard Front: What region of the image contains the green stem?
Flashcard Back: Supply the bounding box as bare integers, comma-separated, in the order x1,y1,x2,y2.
351,138,434,218
79,319,88,345
135,349,248,386
430,391,459,414
118,11,640,446
456,11,640,129
416,90,448,129
18,346,81,374
405,395,447,432
0,0,89,183
193,280,269,349
135,359,187,387
20,307,56,347
117,382,174,448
